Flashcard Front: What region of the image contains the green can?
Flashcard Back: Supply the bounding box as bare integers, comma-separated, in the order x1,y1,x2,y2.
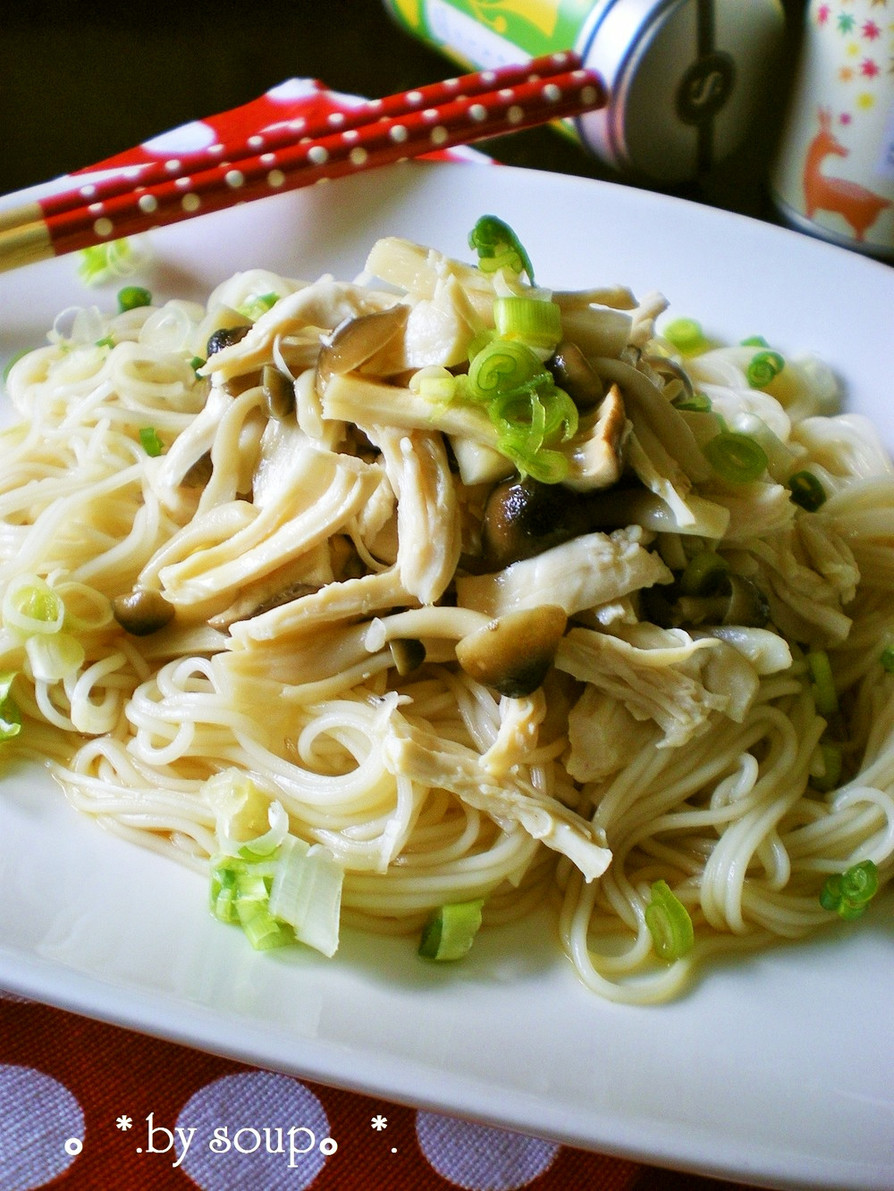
384,0,786,183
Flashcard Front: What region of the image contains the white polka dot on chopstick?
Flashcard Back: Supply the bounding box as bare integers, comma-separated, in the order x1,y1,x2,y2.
15,53,605,263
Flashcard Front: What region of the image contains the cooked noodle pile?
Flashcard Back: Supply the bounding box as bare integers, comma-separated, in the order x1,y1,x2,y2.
1,222,892,1002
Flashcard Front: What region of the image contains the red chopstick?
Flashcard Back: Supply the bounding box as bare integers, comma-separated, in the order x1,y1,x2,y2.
0,54,605,274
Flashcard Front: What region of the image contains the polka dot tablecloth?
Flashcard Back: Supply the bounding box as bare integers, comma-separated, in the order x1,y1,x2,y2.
0,992,761,1191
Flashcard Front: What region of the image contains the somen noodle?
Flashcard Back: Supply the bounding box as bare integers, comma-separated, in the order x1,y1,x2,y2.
0,217,891,1002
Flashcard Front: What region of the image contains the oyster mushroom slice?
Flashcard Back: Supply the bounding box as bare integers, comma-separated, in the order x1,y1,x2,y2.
315,304,410,392
455,604,568,698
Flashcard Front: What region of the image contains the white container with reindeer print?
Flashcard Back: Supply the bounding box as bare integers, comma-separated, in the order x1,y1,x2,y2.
772,0,893,259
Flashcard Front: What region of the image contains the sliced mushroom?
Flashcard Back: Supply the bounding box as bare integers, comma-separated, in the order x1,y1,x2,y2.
181,451,213,488
563,383,628,492
205,323,251,357
315,305,410,394
455,604,567,697
547,341,604,409
481,477,582,571
641,353,695,405
669,574,769,629
389,637,427,676
261,364,295,420
480,468,626,571
112,588,175,636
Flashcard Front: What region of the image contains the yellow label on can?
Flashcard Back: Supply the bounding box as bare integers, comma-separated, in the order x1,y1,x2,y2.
385,0,597,62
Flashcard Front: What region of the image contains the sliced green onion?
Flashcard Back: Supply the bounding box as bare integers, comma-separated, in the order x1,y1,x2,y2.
25,631,85,682
489,384,577,483
662,317,706,355
881,645,894,673
208,791,342,957
820,859,880,920
703,431,768,483
645,880,694,961
740,335,769,347
266,836,343,958
0,672,22,743
746,350,785,389
806,650,838,717
139,427,165,457
812,741,842,792
238,291,280,321
467,338,543,402
3,574,65,635
77,238,138,285
237,895,293,950
672,390,712,413
204,769,277,853
679,550,729,596
236,798,289,861
117,285,152,312
493,295,562,352
468,215,534,283
412,365,457,405
94,335,115,349
419,898,485,961
787,470,826,512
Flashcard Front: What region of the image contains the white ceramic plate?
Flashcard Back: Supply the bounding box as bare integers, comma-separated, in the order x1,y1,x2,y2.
1,162,893,1191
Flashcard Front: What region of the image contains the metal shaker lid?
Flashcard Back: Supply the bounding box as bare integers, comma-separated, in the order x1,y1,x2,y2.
575,0,786,182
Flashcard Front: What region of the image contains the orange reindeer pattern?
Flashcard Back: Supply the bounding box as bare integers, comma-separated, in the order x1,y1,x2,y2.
802,108,892,243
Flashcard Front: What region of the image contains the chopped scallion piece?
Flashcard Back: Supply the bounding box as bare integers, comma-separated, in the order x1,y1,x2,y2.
746,350,785,389
679,550,729,596
77,238,138,285
812,741,842,792
662,317,706,355
787,470,826,511
468,215,534,284
239,292,280,321
703,431,768,483
117,285,152,312
466,339,543,403
806,650,838,717
645,880,694,961
493,295,562,351
820,859,879,920
139,427,165,457
0,672,22,743
672,390,712,413
881,645,894,673
3,575,65,635
740,335,769,347
419,898,485,961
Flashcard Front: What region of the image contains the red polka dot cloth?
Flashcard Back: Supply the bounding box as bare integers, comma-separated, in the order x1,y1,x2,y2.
0,993,761,1191
0,77,762,1191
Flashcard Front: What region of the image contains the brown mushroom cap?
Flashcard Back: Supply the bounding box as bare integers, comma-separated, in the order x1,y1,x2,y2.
481,476,601,571
261,364,296,420
315,305,410,393
547,340,604,409
112,588,175,636
455,604,568,697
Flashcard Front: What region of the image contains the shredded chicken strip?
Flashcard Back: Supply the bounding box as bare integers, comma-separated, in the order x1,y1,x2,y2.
367,425,461,605
555,626,731,749
456,528,672,619
383,712,612,881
